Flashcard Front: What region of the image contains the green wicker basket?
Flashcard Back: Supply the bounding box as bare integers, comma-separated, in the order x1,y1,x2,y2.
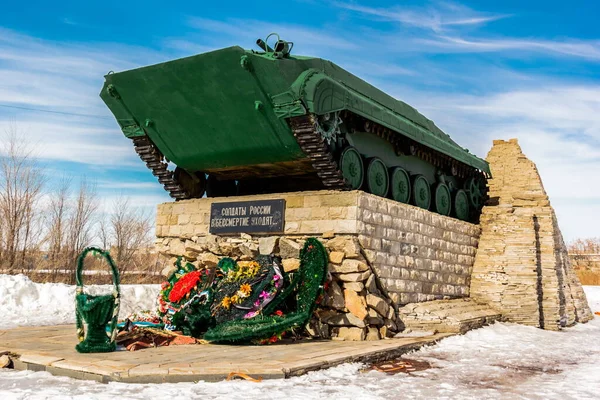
74,247,121,353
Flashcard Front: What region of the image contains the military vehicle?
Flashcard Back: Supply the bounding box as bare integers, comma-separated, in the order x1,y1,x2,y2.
100,33,489,221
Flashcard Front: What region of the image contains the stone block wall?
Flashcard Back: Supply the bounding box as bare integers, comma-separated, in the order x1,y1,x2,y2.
156,191,480,306
470,139,593,330
356,193,480,305
156,191,360,239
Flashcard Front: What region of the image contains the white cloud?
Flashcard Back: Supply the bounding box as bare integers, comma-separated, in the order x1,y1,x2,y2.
417,35,600,60
96,181,162,190
61,17,78,26
161,39,219,56
334,1,510,33
340,60,416,78
0,27,175,169
0,116,141,167
334,2,600,62
0,69,100,109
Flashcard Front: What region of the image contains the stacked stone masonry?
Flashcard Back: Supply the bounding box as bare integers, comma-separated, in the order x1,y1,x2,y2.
356,193,480,305
397,298,502,334
157,191,480,306
469,139,593,330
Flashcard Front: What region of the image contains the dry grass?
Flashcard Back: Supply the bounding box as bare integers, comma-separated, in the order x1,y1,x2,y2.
23,271,164,285
575,270,600,286
5,252,169,285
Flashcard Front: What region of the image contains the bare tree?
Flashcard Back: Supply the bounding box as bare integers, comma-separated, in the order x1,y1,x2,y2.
569,237,600,271
0,126,45,271
65,178,98,263
103,196,153,273
98,218,110,251
42,176,98,281
46,176,71,264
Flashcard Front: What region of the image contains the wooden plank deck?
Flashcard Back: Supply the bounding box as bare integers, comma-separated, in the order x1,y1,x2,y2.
0,325,453,383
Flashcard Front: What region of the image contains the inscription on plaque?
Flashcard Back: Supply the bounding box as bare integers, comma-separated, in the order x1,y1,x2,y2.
209,199,285,234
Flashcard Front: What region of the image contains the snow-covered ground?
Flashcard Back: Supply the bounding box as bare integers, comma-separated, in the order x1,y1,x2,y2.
0,275,598,400
0,274,159,329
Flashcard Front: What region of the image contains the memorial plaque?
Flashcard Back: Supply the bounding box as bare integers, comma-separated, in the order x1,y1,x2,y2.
209,199,285,234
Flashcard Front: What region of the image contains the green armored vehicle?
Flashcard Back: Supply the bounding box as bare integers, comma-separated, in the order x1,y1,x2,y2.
100,34,489,221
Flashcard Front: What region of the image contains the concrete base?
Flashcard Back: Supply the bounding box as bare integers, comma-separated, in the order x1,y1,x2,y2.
0,325,453,383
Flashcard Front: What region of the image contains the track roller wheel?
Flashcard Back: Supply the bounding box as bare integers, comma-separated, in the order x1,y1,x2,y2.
366,157,389,197
390,167,411,204
434,182,451,216
206,175,238,197
340,146,364,190
454,189,470,221
412,175,431,210
174,167,206,198
465,176,486,210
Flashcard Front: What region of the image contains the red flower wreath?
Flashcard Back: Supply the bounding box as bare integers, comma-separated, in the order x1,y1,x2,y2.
168,270,202,303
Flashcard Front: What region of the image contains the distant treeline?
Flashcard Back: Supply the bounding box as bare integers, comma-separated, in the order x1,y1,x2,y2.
0,125,166,284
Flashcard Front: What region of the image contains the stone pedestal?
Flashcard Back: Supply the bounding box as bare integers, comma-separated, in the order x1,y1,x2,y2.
470,139,593,330
155,190,482,340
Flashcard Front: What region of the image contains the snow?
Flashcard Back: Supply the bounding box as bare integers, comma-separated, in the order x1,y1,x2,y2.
0,275,599,399
0,274,159,329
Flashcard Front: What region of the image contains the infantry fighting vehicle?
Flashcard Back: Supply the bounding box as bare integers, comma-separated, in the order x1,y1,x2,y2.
100,34,489,221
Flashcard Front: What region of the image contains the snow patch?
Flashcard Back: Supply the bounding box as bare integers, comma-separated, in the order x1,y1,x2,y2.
0,274,159,329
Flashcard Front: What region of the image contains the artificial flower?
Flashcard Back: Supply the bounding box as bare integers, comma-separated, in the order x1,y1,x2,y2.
221,296,232,309
237,261,260,279
168,271,202,303
274,310,283,316
244,311,259,319
239,283,252,297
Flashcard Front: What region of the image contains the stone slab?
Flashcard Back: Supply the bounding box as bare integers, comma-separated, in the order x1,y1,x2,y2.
1,324,453,383
398,298,503,334
19,353,64,366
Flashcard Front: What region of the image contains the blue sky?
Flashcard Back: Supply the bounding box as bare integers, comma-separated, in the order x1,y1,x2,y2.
1,0,599,240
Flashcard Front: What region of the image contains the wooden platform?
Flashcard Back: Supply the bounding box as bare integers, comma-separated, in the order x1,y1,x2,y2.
0,325,453,383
